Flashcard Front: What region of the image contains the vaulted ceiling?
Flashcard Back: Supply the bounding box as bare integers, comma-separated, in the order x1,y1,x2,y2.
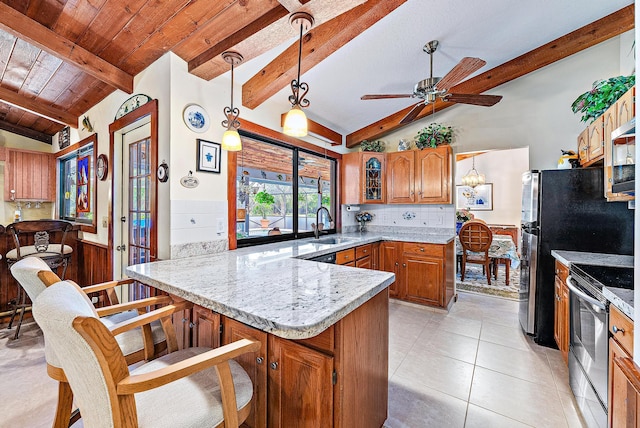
0,0,634,147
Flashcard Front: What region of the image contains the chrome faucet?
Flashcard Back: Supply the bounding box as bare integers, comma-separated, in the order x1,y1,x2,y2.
312,206,333,239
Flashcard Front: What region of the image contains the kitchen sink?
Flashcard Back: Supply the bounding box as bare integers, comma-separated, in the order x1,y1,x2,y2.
314,237,355,245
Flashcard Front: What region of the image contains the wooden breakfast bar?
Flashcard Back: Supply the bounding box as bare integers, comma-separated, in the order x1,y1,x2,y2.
126,241,395,428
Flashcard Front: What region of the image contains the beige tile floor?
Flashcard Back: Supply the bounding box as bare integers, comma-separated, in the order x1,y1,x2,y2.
0,291,586,427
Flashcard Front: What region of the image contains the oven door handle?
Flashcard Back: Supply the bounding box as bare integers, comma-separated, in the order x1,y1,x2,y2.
566,276,606,312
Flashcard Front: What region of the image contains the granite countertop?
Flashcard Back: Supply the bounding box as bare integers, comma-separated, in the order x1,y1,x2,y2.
127,232,454,339
551,250,635,320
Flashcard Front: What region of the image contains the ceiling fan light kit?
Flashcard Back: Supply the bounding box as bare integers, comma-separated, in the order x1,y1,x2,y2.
221,51,244,151
283,12,314,137
361,40,503,125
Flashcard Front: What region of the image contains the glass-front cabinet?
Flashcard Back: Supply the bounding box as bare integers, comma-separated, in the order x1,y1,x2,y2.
363,154,385,203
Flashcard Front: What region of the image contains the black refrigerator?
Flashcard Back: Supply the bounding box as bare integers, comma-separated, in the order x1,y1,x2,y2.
518,168,634,347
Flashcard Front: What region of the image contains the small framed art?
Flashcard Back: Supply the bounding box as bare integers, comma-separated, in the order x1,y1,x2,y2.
197,139,221,173
456,183,493,210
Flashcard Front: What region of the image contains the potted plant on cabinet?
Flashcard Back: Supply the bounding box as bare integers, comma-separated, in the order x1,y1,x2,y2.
415,123,453,149
360,140,385,152
253,190,275,228
571,75,635,123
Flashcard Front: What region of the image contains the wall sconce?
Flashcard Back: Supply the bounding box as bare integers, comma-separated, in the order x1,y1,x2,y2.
221,51,244,151
283,12,314,137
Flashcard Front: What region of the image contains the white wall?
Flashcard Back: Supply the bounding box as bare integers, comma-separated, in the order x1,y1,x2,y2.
455,147,529,226
373,34,630,171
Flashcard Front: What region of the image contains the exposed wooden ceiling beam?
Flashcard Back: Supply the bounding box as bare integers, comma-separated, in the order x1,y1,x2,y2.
279,113,342,145
0,85,78,128
0,119,52,144
0,3,134,94
242,0,407,110
188,0,367,81
188,5,289,75
346,4,635,148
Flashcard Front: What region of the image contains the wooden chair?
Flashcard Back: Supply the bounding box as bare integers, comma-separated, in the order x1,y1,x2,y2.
33,279,259,428
459,220,493,285
10,257,180,427
5,220,73,338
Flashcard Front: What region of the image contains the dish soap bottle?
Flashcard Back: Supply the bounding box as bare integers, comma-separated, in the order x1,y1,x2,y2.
14,202,22,222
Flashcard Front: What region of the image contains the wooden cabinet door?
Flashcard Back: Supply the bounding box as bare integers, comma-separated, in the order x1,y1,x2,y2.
341,152,362,205
355,254,371,269
386,151,415,204
554,276,569,363
402,253,442,306
609,337,633,428
577,128,589,165
616,87,635,126
191,305,220,349
5,149,55,201
415,146,451,204
587,116,604,162
172,306,192,350
267,336,333,428
553,277,561,351
371,242,380,270
222,317,268,428
379,242,400,297
603,103,617,198
361,153,386,204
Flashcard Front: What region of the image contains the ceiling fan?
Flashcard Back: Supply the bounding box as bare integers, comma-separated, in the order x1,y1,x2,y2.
361,40,503,124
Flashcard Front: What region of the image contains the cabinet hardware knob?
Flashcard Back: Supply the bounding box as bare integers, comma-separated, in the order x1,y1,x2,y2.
419,248,424,252
270,362,278,370
189,322,196,328
612,325,625,334
182,318,188,323
256,357,264,364
402,263,406,267
395,262,399,266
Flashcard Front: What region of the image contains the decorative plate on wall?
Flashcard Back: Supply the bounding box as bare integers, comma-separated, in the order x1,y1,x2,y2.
183,104,210,133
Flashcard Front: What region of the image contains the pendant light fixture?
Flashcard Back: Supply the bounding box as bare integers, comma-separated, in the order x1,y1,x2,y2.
221,51,243,151
461,155,485,188
283,12,314,137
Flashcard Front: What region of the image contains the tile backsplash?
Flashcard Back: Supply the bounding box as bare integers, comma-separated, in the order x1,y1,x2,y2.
341,204,455,233
170,199,228,258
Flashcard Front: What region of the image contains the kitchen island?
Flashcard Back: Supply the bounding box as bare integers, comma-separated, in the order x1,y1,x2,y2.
126,234,399,427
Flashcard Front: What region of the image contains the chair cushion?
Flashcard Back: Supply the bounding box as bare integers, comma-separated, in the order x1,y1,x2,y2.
133,347,253,428
6,244,73,260
101,310,166,355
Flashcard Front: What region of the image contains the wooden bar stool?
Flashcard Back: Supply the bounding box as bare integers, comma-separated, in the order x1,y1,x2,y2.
5,220,73,339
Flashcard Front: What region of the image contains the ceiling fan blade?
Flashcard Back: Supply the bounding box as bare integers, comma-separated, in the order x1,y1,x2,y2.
445,93,503,107
361,94,413,100
400,102,428,124
436,57,486,90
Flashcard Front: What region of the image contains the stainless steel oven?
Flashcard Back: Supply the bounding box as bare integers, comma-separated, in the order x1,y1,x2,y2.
566,263,634,428
566,274,608,428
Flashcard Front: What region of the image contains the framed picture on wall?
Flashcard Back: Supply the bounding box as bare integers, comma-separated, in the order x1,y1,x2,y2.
196,139,221,173
456,183,493,211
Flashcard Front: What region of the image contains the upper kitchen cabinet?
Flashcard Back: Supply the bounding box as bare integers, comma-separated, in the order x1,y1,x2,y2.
341,152,386,205
387,147,452,204
4,149,55,201
579,116,604,166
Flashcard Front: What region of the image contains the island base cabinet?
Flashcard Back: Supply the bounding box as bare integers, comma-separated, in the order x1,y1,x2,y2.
222,317,268,428
268,336,334,428
219,289,389,428
192,306,221,349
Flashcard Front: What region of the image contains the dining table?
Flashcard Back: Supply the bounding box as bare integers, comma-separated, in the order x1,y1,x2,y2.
455,235,520,285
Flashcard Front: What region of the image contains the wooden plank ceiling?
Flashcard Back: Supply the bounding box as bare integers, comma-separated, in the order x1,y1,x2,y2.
0,0,366,143
0,1,634,147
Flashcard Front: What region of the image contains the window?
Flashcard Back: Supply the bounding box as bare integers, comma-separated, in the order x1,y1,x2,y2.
57,135,96,232
236,133,336,246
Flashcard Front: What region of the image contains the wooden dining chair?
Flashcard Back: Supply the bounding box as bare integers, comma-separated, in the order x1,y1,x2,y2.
10,257,182,427
459,220,493,285
33,279,259,428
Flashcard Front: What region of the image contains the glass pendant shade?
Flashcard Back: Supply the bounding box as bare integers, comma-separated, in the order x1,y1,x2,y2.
221,129,242,151
283,106,308,137
461,169,485,187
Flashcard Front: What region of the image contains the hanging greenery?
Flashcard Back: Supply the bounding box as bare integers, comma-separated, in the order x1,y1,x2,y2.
571,75,635,123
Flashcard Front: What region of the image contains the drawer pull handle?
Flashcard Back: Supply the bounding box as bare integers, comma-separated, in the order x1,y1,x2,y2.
612,325,625,334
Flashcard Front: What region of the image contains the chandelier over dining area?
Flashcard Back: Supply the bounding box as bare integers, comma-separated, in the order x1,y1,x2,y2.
461,155,485,188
